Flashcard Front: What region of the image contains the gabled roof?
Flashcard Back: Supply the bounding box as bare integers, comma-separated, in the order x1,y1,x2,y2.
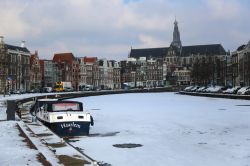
30,51,40,66
245,40,250,50
129,44,226,59
30,54,36,65
181,44,226,56
237,44,246,51
129,47,168,59
53,53,75,63
5,44,30,53
83,57,97,63
39,59,45,66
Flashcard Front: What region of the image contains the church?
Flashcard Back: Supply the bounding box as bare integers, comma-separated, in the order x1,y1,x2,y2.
128,19,228,86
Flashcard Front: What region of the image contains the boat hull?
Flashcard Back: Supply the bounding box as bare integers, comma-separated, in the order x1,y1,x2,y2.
41,120,91,137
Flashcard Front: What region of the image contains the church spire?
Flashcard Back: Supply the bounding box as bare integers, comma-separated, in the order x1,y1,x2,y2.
171,18,182,53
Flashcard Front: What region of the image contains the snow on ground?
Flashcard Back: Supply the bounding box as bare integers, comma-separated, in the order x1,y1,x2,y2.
0,92,62,102
0,120,42,165
0,94,55,165
69,92,250,166
0,94,94,166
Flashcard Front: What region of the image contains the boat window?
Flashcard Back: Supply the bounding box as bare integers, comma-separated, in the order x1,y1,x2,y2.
57,116,63,119
43,104,47,112
38,101,45,108
52,103,80,112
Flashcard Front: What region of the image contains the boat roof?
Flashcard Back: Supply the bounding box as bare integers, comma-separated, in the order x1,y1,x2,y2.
37,98,58,102
35,100,84,112
36,100,82,105
36,99,82,106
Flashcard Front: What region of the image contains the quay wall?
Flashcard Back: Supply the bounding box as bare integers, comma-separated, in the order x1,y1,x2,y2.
179,91,250,100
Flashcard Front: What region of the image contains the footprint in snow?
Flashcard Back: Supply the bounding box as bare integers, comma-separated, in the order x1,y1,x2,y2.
198,142,207,145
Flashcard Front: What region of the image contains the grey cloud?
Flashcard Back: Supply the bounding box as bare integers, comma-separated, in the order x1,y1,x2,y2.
1,0,250,60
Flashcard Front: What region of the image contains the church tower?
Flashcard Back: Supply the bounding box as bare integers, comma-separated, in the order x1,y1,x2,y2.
170,18,182,55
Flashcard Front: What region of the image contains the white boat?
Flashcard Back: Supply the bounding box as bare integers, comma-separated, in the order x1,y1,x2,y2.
31,99,94,137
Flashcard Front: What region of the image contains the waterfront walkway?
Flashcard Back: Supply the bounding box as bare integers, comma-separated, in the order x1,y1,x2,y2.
0,99,95,166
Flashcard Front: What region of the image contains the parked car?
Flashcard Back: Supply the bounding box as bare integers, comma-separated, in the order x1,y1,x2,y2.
205,86,225,93
64,87,74,92
9,89,15,94
190,86,200,92
184,86,193,92
244,89,250,95
15,89,26,94
29,88,40,93
237,86,250,95
222,86,241,94
196,86,207,93
42,87,53,93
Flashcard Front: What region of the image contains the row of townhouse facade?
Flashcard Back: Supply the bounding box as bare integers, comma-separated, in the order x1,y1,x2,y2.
125,19,249,88
128,46,228,88
120,57,164,88
0,37,249,94
1,18,249,93
0,36,123,93
0,36,31,93
126,40,250,88
231,41,250,86
39,53,122,91
78,57,121,90
125,19,228,87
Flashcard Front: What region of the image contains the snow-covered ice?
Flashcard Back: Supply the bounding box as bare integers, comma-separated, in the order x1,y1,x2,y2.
69,92,250,166
1,92,250,166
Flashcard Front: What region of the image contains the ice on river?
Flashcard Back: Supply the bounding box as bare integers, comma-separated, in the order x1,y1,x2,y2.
69,92,250,166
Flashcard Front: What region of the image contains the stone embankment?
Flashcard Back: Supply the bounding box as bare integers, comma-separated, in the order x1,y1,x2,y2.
179,91,250,100
16,87,174,103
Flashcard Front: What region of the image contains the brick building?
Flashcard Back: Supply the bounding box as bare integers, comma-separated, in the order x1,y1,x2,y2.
0,37,31,93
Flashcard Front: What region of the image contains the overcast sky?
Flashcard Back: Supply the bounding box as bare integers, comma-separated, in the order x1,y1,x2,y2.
1,0,249,60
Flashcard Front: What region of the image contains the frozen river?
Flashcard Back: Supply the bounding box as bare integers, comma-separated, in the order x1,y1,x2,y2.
69,92,250,166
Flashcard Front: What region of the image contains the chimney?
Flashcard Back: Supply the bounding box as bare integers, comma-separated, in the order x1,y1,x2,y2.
21,40,25,48
0,36,4,44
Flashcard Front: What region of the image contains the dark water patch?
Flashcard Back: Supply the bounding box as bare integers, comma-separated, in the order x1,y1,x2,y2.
113,143,143,148
235,105,250,106
75,146,84,152
197,131,207,134
89,131,120,137
219,142,226,145
28,123,41,126
36,133,54,137
97,161,112,166
198,142,207,145
218,108,226,110
65,139,80,143
63,136,80,139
